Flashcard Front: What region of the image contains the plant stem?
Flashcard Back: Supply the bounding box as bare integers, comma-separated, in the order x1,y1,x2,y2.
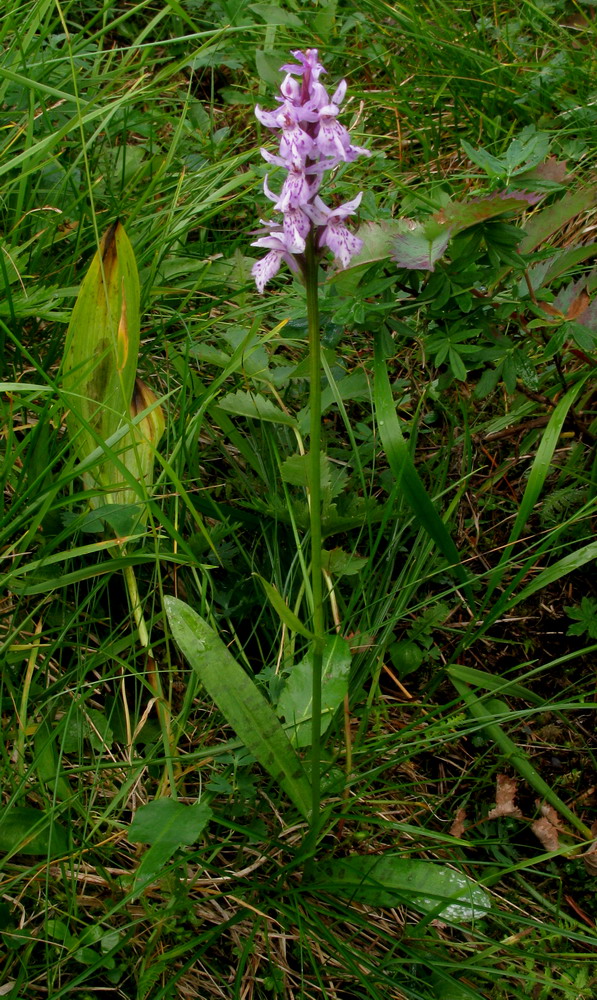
304,233,325,862
122,559,178,796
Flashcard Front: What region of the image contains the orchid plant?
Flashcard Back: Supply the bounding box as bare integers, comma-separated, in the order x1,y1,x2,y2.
251,48,370,853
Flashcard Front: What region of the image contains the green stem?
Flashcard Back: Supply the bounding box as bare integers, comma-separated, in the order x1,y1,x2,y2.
123,559,178,796
305,233,325,862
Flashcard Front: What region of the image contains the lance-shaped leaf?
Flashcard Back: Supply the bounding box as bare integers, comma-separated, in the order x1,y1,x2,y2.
316,854,491,922
165,597,312,818
62,221,141,491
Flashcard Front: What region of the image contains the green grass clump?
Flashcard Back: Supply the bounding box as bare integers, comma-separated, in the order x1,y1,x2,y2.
1,2,596,998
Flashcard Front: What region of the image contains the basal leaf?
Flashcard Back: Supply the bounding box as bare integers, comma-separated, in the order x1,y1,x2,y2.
0,806,68,857
129,798,212,846
317,854,491,921
165,597,312,817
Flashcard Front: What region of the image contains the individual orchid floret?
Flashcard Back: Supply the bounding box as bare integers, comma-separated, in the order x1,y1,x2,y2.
316,101,371,163
283,207,311,253
268,165,312,213
279,119,316,163
304,194,364,268
279,73,302,104
251,232,300,294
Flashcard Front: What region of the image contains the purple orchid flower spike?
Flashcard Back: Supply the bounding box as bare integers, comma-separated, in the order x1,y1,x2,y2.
251,48,370,292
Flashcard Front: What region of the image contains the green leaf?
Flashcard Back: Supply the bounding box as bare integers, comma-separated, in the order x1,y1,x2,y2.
217,389,297,426
62,222,140,486
317,854,491,921
250,3,302,26
565,597,597,639
129,798,212,845
128,798,212,895
439,189,542,232
505,126,550,172
254,575,315,640
0,807,68,857
333,220,406,281
449,347,468,382
255,48,290,87
392,219,451,271
165,597,312,817
277,636,351,747
389,640,425,678
461,139,506,178
373,336,470,598
280,452,331,491
61,705,113,754
487,373,591,596
448,664,543,705
34,721,73,803
321,547,368,577
520,187,597,254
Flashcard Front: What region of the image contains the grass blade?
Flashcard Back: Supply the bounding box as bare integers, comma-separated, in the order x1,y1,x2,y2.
486,373,591,597
373,335,471,599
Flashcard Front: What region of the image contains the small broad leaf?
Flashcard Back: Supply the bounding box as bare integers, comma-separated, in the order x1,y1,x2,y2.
129,799,211,846
0,807,68,857
34,721,73,803
565,597,597,639
61,705,113,753
280,452,331,491
389,640,425,678
504,126,550,173
250,3,302,27
255,48,289,87
317,854,491,921
277,636,351,747
165,597,312,817
321,547,368,577
128,798,212,895
461,139,506,177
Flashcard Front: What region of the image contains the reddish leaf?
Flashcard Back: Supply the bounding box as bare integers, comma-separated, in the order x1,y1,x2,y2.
437,189,542,232
520,186,597,253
